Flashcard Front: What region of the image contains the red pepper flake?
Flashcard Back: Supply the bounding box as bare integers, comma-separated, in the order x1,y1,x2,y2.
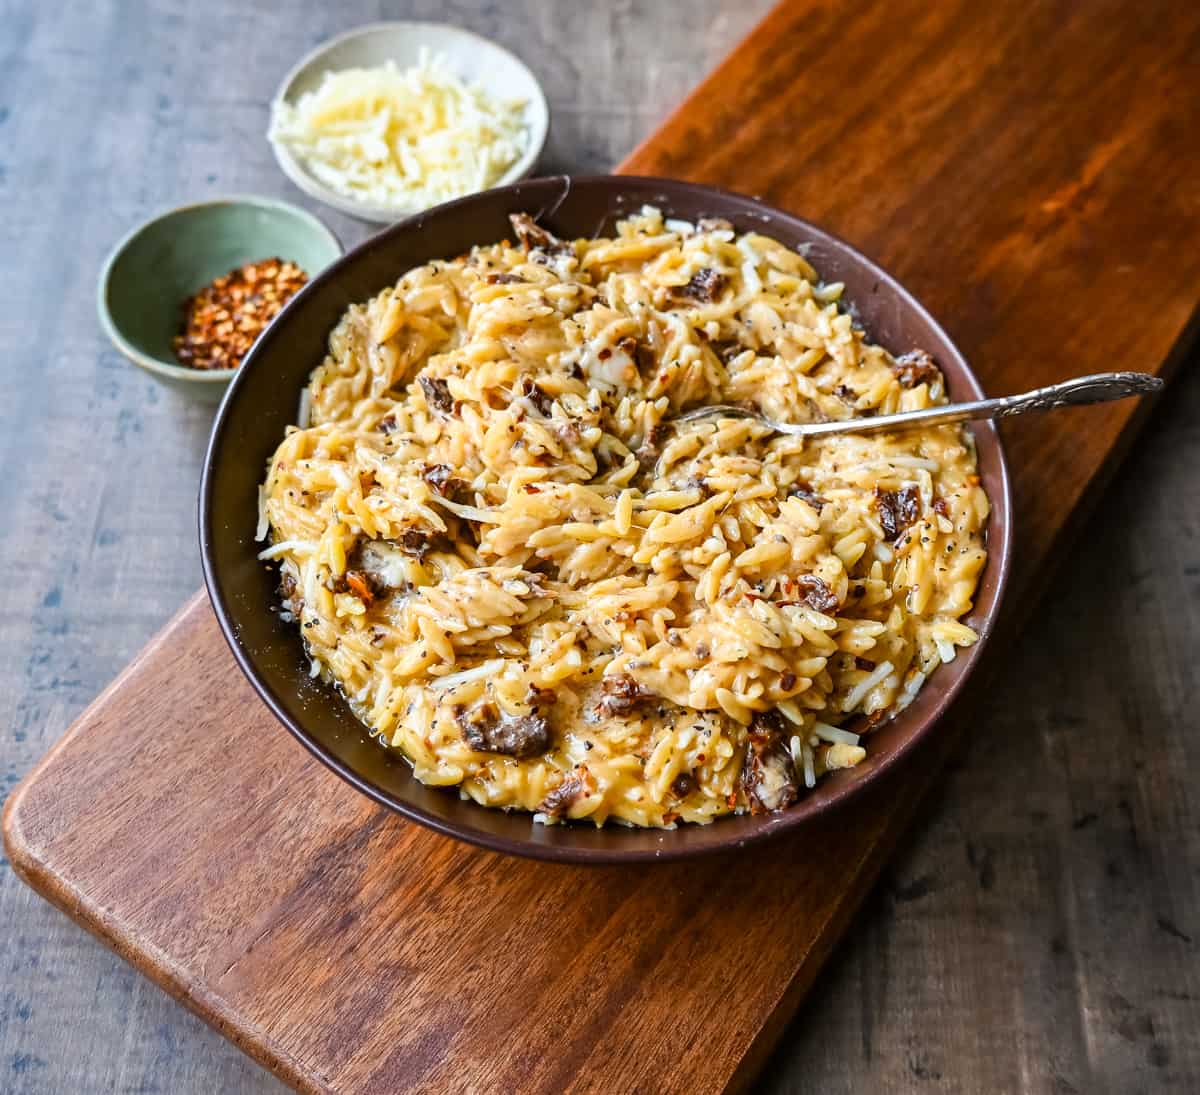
344,572,375,606
332,569,377,607
173,258,307,371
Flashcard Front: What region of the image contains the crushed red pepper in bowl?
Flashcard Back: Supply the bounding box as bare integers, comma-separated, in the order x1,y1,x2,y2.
173,258,308,371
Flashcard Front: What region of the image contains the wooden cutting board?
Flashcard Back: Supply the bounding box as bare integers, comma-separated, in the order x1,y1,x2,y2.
6,2,1200,1091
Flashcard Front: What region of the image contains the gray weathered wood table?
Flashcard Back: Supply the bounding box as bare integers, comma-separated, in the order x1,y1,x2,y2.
1,1,1197,1092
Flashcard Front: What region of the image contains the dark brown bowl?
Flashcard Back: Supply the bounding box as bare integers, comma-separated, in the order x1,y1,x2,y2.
200,175,1012,864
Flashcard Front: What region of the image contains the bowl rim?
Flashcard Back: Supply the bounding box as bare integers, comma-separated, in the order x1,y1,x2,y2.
96,194,343,384
200,174,1014,863
267,20,551,224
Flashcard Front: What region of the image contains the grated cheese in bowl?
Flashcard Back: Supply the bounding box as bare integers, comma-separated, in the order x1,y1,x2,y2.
268,51,530,213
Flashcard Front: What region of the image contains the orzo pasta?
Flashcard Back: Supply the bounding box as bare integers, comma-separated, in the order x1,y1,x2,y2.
259,207,989,828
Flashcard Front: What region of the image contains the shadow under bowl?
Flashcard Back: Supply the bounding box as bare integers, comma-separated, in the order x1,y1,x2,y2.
200,175,1013,863
98,196,342,402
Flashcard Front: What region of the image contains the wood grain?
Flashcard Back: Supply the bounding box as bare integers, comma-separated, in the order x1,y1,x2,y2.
3,0,1200,1092
3,593,929,1095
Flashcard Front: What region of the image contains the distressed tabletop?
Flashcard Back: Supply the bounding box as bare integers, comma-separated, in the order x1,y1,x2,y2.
1,1,1198,1093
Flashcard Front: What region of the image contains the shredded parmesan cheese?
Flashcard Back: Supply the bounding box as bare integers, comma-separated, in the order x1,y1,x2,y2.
269,51,529,211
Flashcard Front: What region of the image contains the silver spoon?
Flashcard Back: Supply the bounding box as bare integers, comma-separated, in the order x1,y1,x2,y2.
672,371,1163,438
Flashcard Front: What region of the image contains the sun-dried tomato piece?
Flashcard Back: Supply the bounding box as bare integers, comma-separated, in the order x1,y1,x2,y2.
875,485,921,542
742,710,800,814
418,375,455,415
891,349,939,388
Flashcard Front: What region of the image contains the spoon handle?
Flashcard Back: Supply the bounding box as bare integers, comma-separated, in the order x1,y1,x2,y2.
792,371,1164,439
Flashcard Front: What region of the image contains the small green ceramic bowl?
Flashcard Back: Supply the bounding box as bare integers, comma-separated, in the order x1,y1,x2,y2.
98,197,342,402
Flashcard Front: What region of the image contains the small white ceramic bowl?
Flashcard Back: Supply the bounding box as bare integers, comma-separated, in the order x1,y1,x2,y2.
269,22,550,224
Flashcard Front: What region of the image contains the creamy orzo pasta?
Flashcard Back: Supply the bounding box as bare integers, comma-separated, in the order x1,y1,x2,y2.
259,207,988,827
